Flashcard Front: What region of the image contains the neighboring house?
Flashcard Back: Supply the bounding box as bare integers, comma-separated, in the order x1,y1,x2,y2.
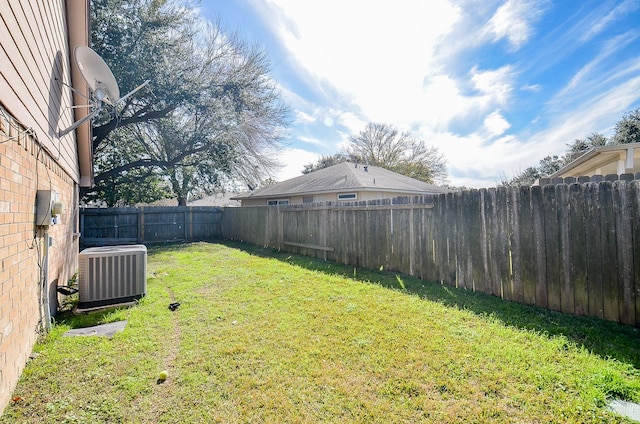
0,0,91,413
188,192,241,207
231,162,449,206
549,142,640,179
126,193,240,207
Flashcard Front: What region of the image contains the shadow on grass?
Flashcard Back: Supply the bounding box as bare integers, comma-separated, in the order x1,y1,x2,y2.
54,296,137,330
225,240,640,369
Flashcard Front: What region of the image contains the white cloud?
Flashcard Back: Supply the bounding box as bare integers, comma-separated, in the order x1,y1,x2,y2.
521,83,541,92
258,1,527,133
336,111,366,134
295,135,324,146
295,110,316,124
485,0,545,50
257,0,461,125
418,126,531,188
470,65,515,107
273,147,321,181
483,110,511,136
580,0,640,43
420,74,468,129
535,75,640,150
555,31,639,100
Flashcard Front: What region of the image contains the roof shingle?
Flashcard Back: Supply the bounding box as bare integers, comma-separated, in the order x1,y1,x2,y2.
232,162,449,200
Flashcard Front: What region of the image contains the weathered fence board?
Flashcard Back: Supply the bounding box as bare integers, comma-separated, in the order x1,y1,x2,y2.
543,185,561,312
585,183,604,318
467,190,483,293
518,186,536,305
530,186,548,309
81,206,223,247
615,181,634,325
632,181,640,325
569,183,588,317
600,182,620,322
494,188,511,299
558,184,574,316
82,180,639,326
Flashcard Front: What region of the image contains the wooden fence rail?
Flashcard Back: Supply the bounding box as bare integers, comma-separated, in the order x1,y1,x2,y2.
81,180,640,326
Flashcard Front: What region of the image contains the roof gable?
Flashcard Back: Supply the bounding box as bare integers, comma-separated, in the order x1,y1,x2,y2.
233,162,449,200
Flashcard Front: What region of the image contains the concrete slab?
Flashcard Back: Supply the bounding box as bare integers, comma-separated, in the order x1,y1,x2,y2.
608,399,640,423
63,321,127,338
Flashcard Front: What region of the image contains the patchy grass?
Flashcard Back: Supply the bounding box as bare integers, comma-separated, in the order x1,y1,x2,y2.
2,241,639,423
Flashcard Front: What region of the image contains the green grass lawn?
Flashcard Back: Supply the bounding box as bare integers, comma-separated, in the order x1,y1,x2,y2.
2,241,640,423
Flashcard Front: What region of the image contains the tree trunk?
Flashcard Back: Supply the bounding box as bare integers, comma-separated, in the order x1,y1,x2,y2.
178,197,187,206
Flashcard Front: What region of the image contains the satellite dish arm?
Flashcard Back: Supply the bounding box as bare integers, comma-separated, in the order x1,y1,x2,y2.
117,80,150,106
58,105,102,137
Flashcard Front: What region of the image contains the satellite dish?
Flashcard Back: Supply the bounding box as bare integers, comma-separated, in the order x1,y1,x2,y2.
74,45,120,105
59,45,149,136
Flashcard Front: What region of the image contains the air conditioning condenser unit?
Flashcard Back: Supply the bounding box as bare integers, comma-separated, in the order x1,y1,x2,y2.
78,245,147,309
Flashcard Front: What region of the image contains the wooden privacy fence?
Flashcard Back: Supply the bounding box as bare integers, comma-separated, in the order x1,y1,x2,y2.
221,181,640,327
80,206,223,247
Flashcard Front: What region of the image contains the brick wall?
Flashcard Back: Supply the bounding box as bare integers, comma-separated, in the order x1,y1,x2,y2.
0,112,79,413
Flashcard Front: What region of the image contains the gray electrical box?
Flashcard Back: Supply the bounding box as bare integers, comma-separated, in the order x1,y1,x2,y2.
36,190,63,227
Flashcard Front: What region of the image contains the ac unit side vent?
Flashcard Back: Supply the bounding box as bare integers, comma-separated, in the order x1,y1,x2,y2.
78,245,147,309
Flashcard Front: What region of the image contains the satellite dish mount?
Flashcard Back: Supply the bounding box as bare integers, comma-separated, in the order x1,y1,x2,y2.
59,45,149,136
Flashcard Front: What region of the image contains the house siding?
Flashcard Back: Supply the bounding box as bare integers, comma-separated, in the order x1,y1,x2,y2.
0,0,80,179
240,190,420,207
0,0,84,413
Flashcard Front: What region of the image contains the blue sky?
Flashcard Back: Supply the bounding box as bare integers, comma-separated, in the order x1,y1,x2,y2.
199,0,640,188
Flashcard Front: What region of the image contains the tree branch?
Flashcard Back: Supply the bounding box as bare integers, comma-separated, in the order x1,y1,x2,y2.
92,105,177,152
92,142,212,186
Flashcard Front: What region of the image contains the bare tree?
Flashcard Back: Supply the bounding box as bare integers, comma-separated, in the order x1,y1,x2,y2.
346,123,448,184
302,154,349,174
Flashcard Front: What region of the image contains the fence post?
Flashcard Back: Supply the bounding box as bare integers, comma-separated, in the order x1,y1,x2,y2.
409,204,414,276
184,210,188,240
138,207,144,243
278,207,283,249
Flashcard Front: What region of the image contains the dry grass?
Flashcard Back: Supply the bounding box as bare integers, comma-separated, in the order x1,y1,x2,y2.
2,241,639,423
